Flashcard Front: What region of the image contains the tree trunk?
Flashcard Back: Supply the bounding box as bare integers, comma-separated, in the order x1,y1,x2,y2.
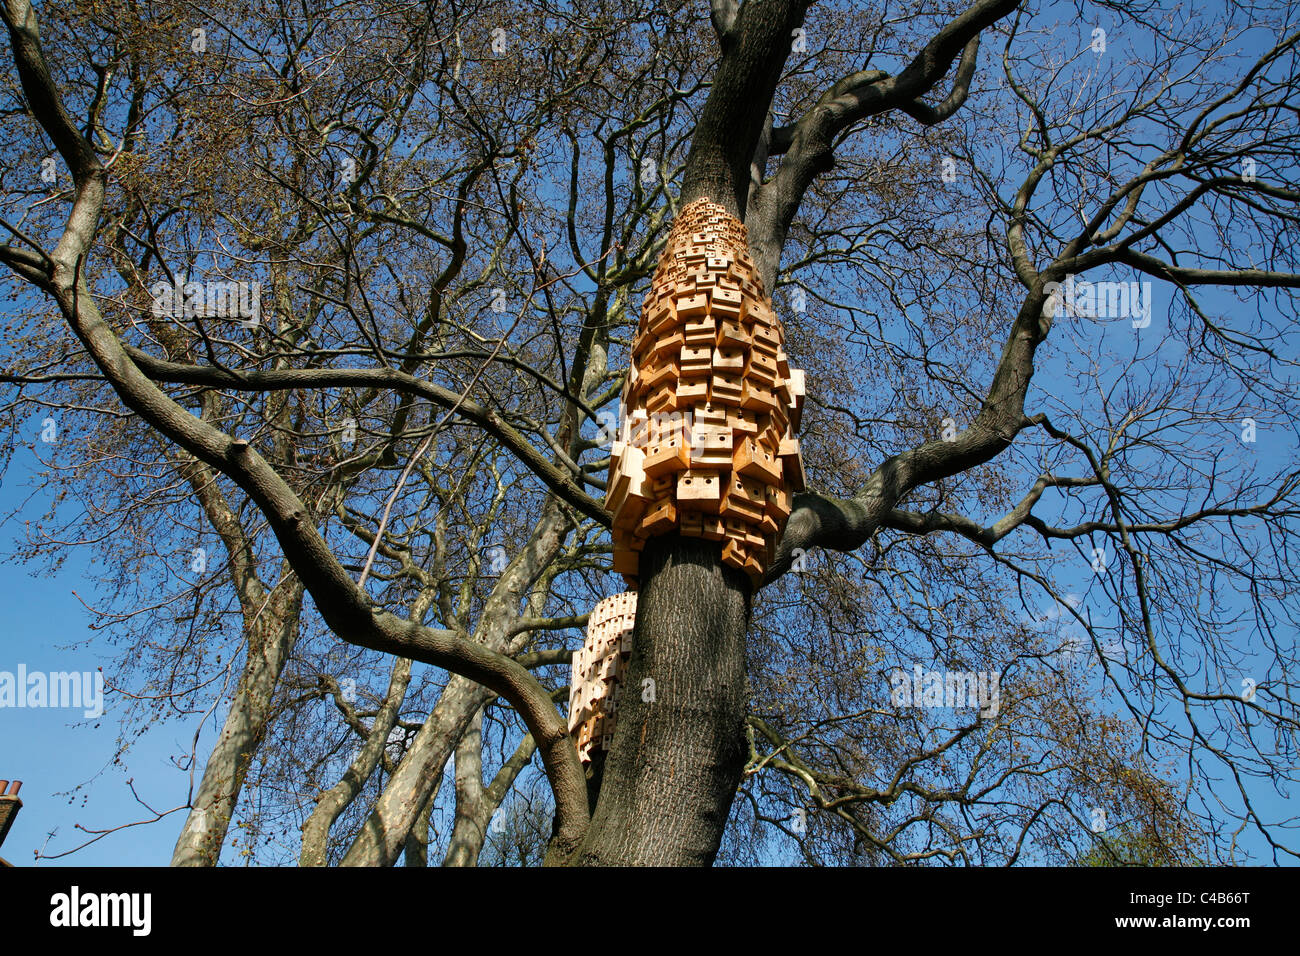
443,706,487,867
299,656,413,866
575,535,751,865
171,589,302,865
403,787,436,866
339,675,490,866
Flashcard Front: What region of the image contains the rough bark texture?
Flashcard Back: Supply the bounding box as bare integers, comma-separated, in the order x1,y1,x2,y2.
680,0,808,217
575,535,751,865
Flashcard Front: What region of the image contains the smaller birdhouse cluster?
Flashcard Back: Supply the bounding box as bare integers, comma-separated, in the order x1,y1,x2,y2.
568,591,637,765
606,198,806,588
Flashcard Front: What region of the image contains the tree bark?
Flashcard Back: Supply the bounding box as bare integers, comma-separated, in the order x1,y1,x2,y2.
403,787,436,867
565,1,804,866
340,676,490,866
575,535,751,865
443,706,487,867
299,655,413,866
171,583,303,865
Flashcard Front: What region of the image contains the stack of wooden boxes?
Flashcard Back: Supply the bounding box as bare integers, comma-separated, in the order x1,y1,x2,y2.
606,198,806,588
568,591,637,765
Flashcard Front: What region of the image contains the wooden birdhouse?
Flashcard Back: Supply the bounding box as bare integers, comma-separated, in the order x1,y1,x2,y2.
603,198,808,589
568,591,638,766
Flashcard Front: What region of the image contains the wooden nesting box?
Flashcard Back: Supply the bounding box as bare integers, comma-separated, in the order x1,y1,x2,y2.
568,591,637,765
608,198,807,588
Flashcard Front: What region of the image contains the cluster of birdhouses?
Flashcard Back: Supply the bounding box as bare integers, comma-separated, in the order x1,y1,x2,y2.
567,591,636,765
606,198,806,588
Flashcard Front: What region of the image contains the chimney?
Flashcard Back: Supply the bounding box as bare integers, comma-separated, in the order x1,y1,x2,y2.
0,780,23,866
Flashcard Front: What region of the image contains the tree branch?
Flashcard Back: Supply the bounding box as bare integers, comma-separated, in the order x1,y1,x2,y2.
0,0,591,854
122,346,610,525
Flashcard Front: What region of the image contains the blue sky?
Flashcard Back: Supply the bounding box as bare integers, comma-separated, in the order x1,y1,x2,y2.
1,0,1296,867
0,440,206,865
